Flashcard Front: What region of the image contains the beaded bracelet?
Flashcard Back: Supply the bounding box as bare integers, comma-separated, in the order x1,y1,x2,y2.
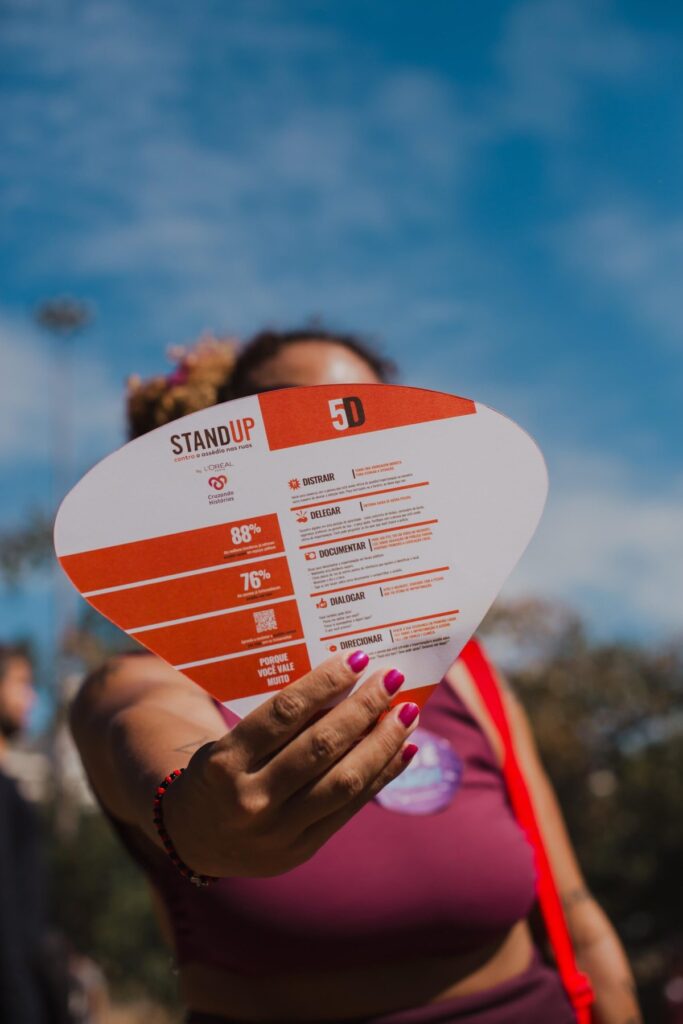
153,769,218,887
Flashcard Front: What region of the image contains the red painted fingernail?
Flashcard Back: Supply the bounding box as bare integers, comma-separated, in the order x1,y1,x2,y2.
402,743,419,764
398,702,419,727
383,668,405,695
347,650,369,673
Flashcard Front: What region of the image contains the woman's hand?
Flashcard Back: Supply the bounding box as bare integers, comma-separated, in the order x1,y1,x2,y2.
161,652,419,877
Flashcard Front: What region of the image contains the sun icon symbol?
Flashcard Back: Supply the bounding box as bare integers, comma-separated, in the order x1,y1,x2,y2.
288,478,301,490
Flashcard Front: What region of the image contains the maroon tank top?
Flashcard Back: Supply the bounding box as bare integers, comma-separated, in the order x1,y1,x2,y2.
124,674,539,975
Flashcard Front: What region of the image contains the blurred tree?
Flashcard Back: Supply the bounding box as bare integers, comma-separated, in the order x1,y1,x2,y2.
482,601,683,1021
0,511,53,585
6,593,679,1021
45,806,180,1016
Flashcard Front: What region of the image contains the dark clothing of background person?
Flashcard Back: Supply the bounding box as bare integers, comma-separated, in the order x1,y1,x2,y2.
0,767,68,1023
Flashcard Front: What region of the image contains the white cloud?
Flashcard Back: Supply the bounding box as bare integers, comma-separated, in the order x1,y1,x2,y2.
503,448,683,638
494,0,648,136
0,310,123,468
2,0,681,647
1,0,473,344
0,316,49,460
554,202,683,348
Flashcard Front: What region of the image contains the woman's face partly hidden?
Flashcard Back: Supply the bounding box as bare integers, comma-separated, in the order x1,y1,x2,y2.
246,340,381,393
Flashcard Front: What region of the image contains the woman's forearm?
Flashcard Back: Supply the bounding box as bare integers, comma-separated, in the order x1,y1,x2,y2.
69,657,226,839
567,893,642,1024
579,934,641,1023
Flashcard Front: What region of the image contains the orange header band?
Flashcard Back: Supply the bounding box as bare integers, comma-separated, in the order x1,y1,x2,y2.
258,383,475,451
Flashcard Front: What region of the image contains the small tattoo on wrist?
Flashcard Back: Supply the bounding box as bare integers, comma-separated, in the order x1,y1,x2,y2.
561,887,593,911
173,735,210,754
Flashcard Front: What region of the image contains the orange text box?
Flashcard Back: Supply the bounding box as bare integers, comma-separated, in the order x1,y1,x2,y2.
259,383,475,451
89,556,293,629
60,514,283,592
136,599,304,665
184,644,312,702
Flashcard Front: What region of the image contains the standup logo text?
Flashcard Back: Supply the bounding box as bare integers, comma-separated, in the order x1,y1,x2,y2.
170,417,255,455
328,396,365,431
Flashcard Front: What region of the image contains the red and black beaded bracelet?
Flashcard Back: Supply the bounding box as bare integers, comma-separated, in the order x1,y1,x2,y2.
152,769,218,888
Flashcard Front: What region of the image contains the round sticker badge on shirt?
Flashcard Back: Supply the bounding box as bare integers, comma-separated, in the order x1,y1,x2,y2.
375,727,463,815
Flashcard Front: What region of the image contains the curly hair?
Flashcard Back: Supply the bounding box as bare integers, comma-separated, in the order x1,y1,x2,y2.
126,335,239,439
225,324,396,400
126,324,396,438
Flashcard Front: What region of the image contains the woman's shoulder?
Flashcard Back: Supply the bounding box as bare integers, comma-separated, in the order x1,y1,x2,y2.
443,652,506,765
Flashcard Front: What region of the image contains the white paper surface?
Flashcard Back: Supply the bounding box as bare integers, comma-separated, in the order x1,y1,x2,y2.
54,383,547,716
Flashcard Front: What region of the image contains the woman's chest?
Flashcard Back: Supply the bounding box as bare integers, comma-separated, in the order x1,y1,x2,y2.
210,701,537,958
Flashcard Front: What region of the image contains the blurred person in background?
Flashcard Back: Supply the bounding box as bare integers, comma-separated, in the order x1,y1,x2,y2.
0,643,70,1023
70,330,642,1024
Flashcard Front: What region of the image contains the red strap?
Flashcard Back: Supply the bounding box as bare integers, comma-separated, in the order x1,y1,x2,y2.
459,639,594,1024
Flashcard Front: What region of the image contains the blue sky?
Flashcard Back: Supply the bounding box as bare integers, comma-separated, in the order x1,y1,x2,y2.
1,0,682,672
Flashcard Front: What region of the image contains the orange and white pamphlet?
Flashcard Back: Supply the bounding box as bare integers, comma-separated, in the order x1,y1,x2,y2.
54,384,547,716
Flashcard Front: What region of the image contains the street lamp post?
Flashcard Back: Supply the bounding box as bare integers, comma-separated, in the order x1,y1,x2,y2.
35,297,92,832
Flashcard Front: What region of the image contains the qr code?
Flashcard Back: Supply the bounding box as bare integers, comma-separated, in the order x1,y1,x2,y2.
254,608,277,634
